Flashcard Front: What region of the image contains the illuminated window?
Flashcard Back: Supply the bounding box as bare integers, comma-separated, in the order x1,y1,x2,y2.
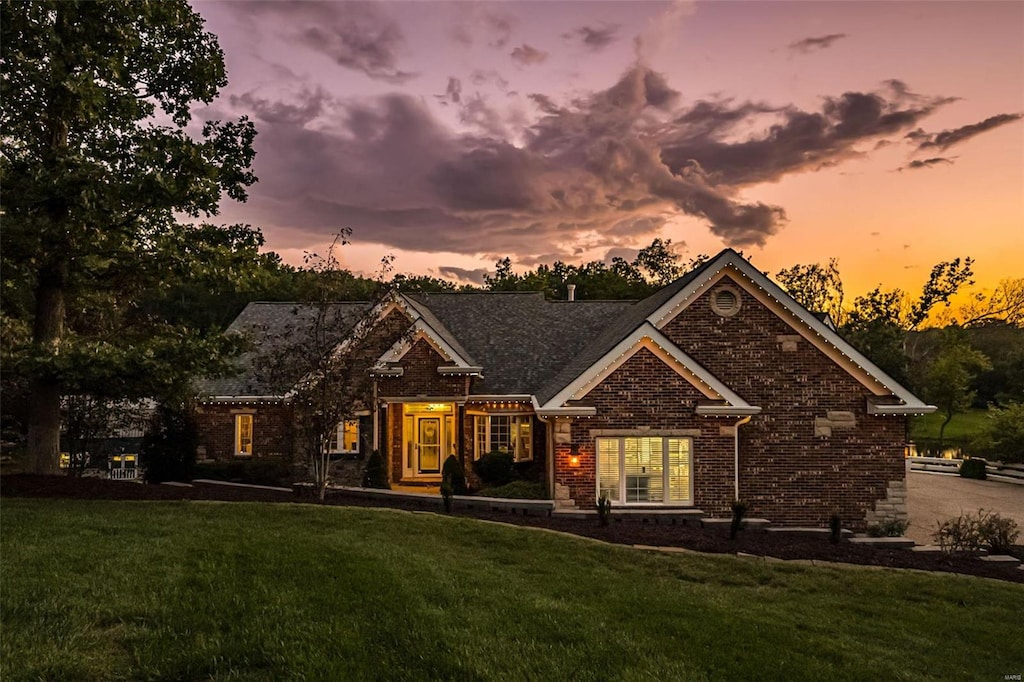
235,414,254,456
596,436,691,504
474,415,532,461
327,419,360,454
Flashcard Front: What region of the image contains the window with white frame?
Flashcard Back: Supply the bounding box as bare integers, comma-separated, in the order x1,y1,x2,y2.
473,415,532,461
234,414,254,456
597,436,691,504
327,419,360,454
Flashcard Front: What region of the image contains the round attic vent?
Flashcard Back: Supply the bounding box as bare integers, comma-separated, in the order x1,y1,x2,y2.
710,285,741,317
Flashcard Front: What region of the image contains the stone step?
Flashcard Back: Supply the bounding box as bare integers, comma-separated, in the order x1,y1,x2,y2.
848,536,915,549
701,518,771,531
765,527,853,539
979,554,1021,565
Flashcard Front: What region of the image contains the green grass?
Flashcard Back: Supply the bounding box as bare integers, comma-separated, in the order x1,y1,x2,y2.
911,408,989,443
3,500,1023,680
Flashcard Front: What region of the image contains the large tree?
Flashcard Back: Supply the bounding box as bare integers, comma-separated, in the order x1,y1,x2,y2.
1,1,257,473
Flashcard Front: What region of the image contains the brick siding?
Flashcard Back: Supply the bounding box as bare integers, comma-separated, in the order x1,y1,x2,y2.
194,402,294,462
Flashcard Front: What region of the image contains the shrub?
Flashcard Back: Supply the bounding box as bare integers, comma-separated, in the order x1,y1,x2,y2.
867,518,908,538
361,450,390,489
829,513,842,544
141,402,197,484
441,455,468,495
472,451,515,486
958,457,987,480
596,494,612,527
934,509,1020,554
475,481,546,499
440,480,454,513
730,500,748,540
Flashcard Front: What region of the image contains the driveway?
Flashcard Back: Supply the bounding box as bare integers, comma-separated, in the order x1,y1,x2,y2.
905,471,1024,545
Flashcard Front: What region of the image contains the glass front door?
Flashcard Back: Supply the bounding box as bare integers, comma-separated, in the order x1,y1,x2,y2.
417,417,442,474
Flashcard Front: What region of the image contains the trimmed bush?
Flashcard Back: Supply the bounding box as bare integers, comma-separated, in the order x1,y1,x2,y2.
959,457,987,480
472,451,515,486
441,455,468,495
476,481,547,500
362,450,390,489
730,500,748,540
597,494,612,527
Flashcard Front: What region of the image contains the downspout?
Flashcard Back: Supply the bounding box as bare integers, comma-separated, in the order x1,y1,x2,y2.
734,416,752,502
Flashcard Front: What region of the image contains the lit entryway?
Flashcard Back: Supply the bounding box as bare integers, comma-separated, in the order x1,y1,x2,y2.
401,403,456,479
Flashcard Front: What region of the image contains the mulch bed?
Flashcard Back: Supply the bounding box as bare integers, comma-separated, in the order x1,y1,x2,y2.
4,474,1022,584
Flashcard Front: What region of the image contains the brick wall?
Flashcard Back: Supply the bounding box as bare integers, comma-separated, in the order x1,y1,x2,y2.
563,348,733,509
194,402,294,462
659,275,908,528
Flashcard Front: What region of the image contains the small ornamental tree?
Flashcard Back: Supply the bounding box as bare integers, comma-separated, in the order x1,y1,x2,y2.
258,235,408,500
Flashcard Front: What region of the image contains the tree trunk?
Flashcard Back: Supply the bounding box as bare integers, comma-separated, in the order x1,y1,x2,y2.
938,408,952,451
27,261,68,475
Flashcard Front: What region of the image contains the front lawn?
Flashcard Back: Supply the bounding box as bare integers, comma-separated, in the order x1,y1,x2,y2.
2,500,1022,680
911,408,989,445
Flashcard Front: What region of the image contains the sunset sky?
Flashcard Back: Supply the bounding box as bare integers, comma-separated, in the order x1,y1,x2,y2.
191,0,1023,299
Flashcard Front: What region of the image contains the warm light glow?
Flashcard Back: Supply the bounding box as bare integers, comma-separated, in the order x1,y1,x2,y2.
569,455,580,468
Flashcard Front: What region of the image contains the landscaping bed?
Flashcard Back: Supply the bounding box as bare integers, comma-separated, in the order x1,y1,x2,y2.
4,474,1021,583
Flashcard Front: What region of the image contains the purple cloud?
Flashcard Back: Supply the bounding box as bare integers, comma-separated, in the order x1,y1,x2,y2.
510,44,549,66
789,33,848,53
910,113,1023,150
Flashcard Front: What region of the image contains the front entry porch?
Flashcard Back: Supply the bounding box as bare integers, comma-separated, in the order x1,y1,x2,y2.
396,402,457,482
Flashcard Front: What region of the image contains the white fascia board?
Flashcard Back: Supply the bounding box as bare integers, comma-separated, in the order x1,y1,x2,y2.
694,405,763,416
369,366,404,377
530,396,598,417
468,394,534,402
646,251,930,409
376,321,473,368
868,402,937,415
539,323,752,410
437,366,483,376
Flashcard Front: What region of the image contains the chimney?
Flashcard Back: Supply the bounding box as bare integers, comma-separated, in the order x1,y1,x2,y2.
567,284,576,301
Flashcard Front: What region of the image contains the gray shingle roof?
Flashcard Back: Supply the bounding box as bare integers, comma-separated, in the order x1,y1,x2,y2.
197,301,370,396
407,292,634,395
533,252,725,404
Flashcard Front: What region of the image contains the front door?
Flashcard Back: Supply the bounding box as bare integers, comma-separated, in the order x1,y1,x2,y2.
417,417,442,474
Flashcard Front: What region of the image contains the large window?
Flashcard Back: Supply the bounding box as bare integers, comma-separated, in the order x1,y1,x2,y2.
597,436,691,504
234,414,254,456
327,420,360,454
474,415,532,461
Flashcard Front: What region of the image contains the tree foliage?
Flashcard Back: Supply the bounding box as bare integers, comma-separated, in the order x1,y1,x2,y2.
918,329,991,447
776,258,844,325
1,0,258,472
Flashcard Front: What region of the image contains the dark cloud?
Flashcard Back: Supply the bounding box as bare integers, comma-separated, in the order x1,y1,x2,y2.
899,157,955,171
910,113,1023,150
437,266,489,285
563,24,620,51
510,44,549,66
659,82,952,187
437,77,462,105
227,1,416,83
469,69,510,91
789,33,847,53
221,66,958,260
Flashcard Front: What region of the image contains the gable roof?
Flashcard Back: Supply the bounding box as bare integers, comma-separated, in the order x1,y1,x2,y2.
538,249,933,413
197,301,370,397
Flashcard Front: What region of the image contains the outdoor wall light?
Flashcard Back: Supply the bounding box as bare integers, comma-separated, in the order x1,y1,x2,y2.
569,455,580,468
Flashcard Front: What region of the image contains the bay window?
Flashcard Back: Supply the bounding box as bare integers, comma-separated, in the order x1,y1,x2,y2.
597,436,691,504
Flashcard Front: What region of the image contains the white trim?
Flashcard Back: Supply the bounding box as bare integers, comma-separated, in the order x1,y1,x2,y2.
530,396,598,417
437,366,483,375
595,435,694,506
645,250,933,411
695,405,763,416
540,323,754,410
867,402,937,415
376,322,474,368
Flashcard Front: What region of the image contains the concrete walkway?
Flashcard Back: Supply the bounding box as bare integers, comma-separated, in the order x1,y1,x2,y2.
905,471,1024,545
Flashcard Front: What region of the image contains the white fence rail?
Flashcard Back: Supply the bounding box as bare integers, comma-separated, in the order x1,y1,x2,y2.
908,456,1024,485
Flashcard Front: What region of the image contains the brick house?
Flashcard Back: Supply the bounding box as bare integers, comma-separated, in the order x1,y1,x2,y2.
196,249,934,528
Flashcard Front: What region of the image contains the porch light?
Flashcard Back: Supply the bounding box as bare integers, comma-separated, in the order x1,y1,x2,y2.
569,445,580,468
